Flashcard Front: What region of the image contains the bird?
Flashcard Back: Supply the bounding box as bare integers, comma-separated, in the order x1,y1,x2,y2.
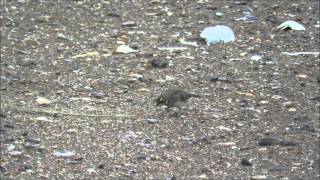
155,88,200,110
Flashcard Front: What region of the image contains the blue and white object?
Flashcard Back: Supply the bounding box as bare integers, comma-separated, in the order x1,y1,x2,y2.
277,20,305,31
200,25,235,45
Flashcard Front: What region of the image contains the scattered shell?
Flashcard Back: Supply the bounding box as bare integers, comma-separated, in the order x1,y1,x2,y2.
116,45,137,54
67,129,78,133
34,116,53,122
277,20,305,30
36,97,51,105
165,75,175,81
198,174,209,179
52,150,75,158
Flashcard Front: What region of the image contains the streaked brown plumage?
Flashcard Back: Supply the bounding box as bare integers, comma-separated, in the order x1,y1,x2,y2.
155,88,200,109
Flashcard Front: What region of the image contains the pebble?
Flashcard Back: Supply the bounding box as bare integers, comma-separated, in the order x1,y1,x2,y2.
258,100,269,105
36,15,50,23
91,92,105,99
8,150,23,157
57,33,67,40
146,118,159,124
67,155,83,164
258,137,281,146
282,101,295,108
250,55,263,62
24,142,40,149
279,140,298,146
36,97,51,105
22,164,32,170
97,164,105,169
310,96,320,102
19,59,36,67
34,116,53,122
299,124,316,132
166,175,177,180
26,138,41,144
128,169,136,176
198,174,209,179
122,21,136,27
150,59,168,68
271,95,283,100
251,175,268,180
0,166,6,173
136,154,147,160
209,76,232,83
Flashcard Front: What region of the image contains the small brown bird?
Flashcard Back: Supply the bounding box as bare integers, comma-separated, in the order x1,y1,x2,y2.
155,88,200,109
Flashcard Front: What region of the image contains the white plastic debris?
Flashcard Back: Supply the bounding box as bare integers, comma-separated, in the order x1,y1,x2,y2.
281,51,319,56
116,45,137,54
52,150,75,157
200,25,235,45
277,20,305,31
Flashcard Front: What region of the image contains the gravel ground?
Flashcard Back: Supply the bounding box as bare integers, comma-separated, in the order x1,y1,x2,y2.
1,0,319,179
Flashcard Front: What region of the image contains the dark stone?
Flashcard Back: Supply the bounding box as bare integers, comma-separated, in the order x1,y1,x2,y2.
150,59,168,68
209,76,233,83
97,164,105,169
91,92,105,99
136,154,147,160
241,159,252,166
300,124,316,132
198,136,211,144
310,96,320,102
258,137,281,146
279,140,298,146
0,166,6,173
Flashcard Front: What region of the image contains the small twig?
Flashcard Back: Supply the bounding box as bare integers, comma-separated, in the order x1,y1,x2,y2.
9,107,135,117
